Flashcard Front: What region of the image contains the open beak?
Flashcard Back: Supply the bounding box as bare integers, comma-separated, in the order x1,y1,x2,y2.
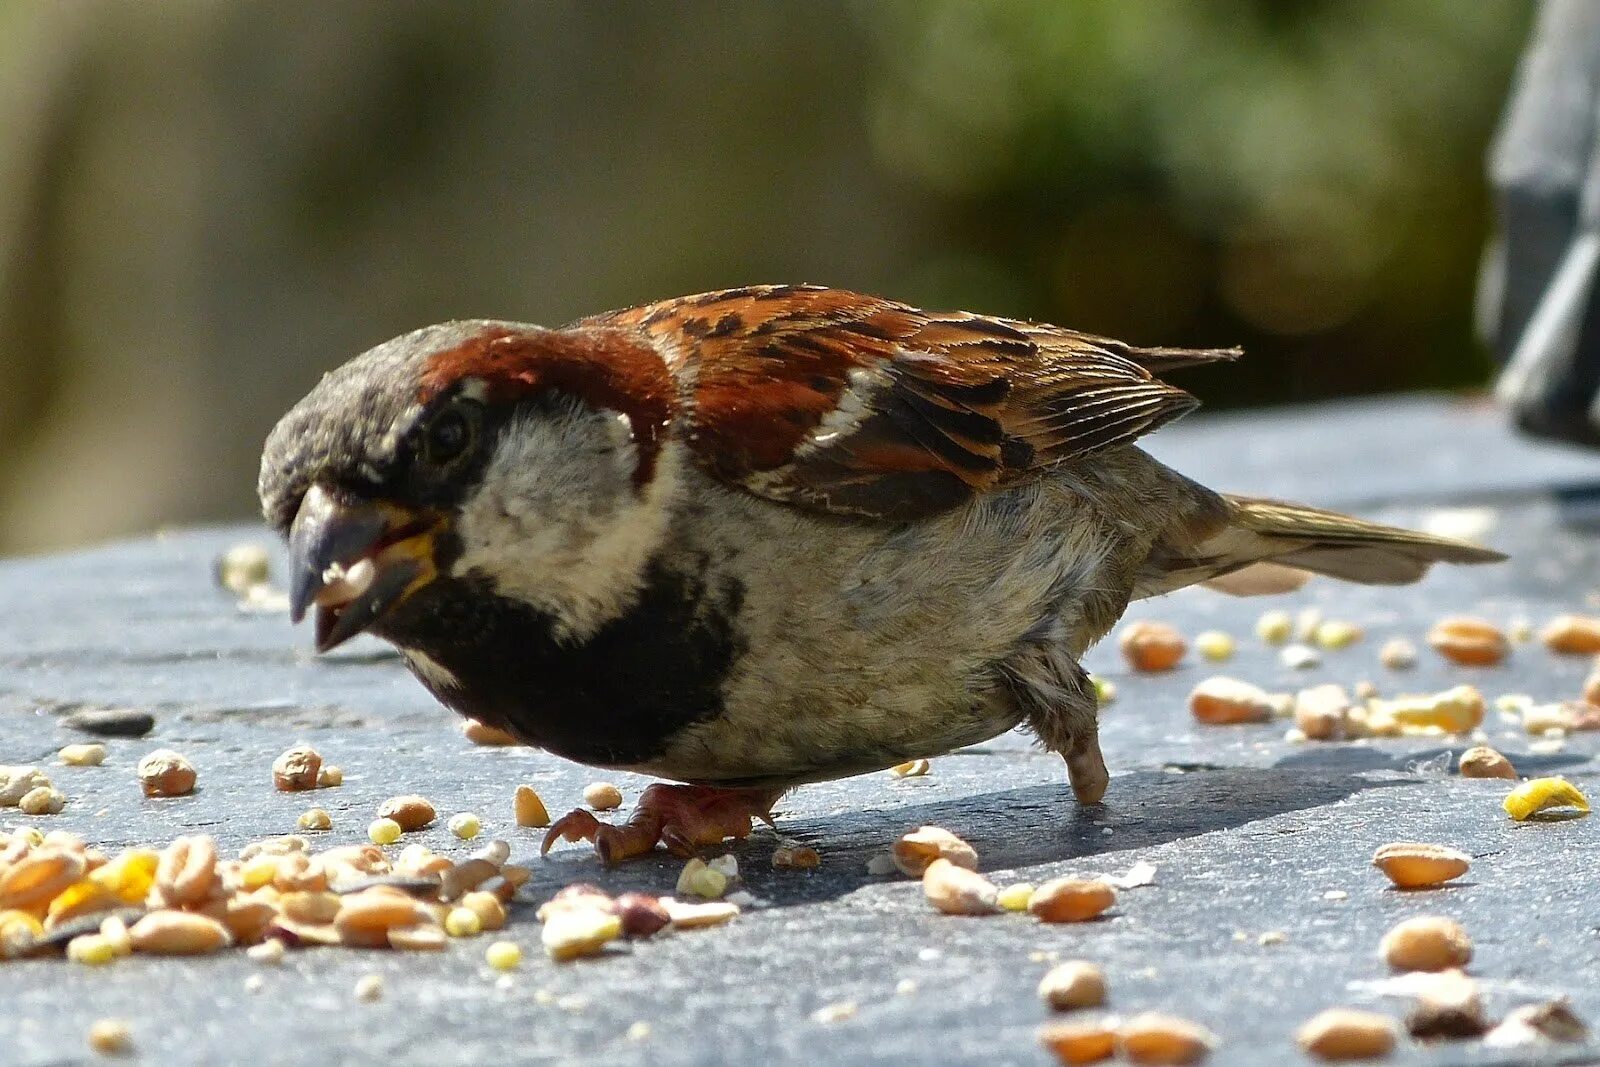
287,484,441,652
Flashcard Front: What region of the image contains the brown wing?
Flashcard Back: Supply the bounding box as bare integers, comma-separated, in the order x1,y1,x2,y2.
583,285,1218,522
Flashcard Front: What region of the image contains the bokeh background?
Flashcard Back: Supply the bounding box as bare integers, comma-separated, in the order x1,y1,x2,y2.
0,1,1534,555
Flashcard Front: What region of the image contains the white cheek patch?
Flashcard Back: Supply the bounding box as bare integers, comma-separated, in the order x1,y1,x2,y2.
404,648,461,691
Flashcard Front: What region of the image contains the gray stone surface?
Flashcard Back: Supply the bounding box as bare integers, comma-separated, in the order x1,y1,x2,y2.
2,395,1598,1066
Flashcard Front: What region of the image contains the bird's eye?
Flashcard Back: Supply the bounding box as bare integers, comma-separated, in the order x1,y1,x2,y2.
422,406,474,466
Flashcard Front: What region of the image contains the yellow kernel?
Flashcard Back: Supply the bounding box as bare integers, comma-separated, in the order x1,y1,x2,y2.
448,813,481,840
997,883,1035,912
513,785,550,828
1194,630,1236,662
1256,610,1293,645
87,1019,132,1056
445,907,483,937
67,934,118,966
59,743,107,767
1503,776,1591,821
485,940,522,971
889,759,931,778
317,765,343,788
17,826,44,847
368,818,403,845
1090,676,1117,705
239,855,280,890
297,808,332,832
1313,620,1363,650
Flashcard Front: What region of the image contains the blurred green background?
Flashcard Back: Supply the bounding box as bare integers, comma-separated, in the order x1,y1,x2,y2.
0,1,1532,554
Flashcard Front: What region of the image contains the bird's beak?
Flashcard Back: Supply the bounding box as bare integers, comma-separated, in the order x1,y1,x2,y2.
287,483,441,652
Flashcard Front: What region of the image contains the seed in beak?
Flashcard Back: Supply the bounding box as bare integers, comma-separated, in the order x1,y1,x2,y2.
316,558,376,609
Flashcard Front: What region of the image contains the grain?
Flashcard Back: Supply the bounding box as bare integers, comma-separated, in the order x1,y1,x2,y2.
128,910,231,954
675,858,728,900
67,933,118,966
367,818,402,846
513,785,550,828
1255,610,1293,645
921,858,1000,915
1541,614,1600,654
271,745,322,792
1374,685,1484,734
137,750,196,797
1194,631,1235,662
892,825,978,876
1038,961,1106,1010
1280,644,1321,670
19,786,65,815
1503,776,1590,820
87,1019,132,1057
216,542,271,594
1296,1009,1396,1060
890,758,931,778
59,744,107,767
0,766,52,806
1294,684,1352,740
1091,676,1117,705
485,940,522,970
541,907,622,961
1457,746,1515,779
247,938,286,965
1117,1013,1216,1064
1371,842,1470,889
0,847,86,910
1031,878,1115,923
659,897,740,928
335,891,430,945
1380,916,1472,971
1426,618,1508,666
153,835,219,908
583,782,622,810
354,974,384,1002
1405,970,1486,1038
460,890,507,931
376,795,435,831
1119,621,1186,672
1313,620,1363,650
1378,638,1417,670
997,882,1035,912
772,844,821,870
316,765,343,788
1040,1018,1117,1064
448,813,481,840
1189,677,1276,725
445,907,483,937
298,808,332,832
461,718,521,746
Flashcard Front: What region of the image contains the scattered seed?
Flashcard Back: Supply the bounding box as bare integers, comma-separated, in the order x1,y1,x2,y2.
58,744,107,767
128,910,231,954
541,907,622,961
890,758,931,778
1188,677,1276,725
295,808,332,832
247,938,286,965
485,939,522,970
812,1001,858,1025
1030,878,1115,924
445,907,483,938
1294,684,1352,741
922,858,1000,915
1374,685,1485,734
1193,631,1235,662
1040,1018,1118,1064
1296,1008,1397,1061
317,765,343,788
891,825,978,876
19,786,66,815
368,818,403,846
1116,1012,1216,1064
513,785,550,828
87,1019,132,1057
461,890,507,931
0,766,52,806
1405,970,1487,1039
1314,621,1363,650
63,709,155,738
1378,638,1417,670
1541,614,1600,654
772,844,821,870
1038,961,1106,1010
997,882,1035,912
659,897,739,928
1380,916,1472,972
67,933,118,966
448,813,482,840
583,782,622,810
1280,644,1321,670
1255,610,1293,645
460,718,522,746
153,835,219,908
1119,621,1186,672
1091,676,1117,705
216,542,272,594
1485,999,1588,1046
1457,745,1516,779
675,858,728,900
0,847,86,911
377,795,435,831
271,744,322,792
1372,842,1470,889
354,974,384,1002
1503,776,1590,820
1427,618,1508,666
137,750,196,797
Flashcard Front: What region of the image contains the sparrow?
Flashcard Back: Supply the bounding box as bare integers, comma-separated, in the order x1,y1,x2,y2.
259,284,1505,862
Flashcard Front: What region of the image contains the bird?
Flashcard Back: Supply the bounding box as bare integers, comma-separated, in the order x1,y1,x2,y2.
258,284,1505,863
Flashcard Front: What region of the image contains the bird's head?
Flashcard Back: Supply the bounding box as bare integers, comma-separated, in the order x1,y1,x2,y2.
258,320,679,652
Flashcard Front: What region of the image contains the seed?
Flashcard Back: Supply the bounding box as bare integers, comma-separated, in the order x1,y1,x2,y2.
1091,676,1117,705
445,907,483,937
387,924,447,951
99,915,132,957
136,749,196,797
661,897,739,928
128,910,231,954
1457,745,1516,779
1541,614,1600,654
1116,1013,1217,1064
891,825,978,876
271,744,322,792
19,786,65,815
1188,677,1276,725
317,765,343,788
377,794,435,831
460,718,521,746
513,785,550,828
771,844,821,870
1427,618,1508,666
1375,685,1484,734
438,858,499,900
1294,684,1352,741
1255,610,1293,645
1119,621,1186,672
153,835,219,908
1485,999,1588,1046
1503,776,1590,820
1380,916,1472,971
890,758,931,778
298,808,332,832
1296,1009,1396,1060
66,933,117,966
59,744,107,767
87,1019,132,1056
247,938,286,965
615,892,671,937
1193,631,1235,662
0,846,86,910
1040,1018,1117,1064
921,858,1000,915
541,908,622,960
460,891,507,931
447,812,481,840
1314,620,1363,650
336,891,429,942
366,818,402,846
1030,878,1115,923
1405,970,1487,1038
485,940,522,970
1280,644,1321,670
280,890,341,924
583,782,622,810
997,882,1035,912
1038,961,1106,1010
88,849,158,903
1372,842,1470,889
675,858,728,900
354,974,384,1002
812,1001,858,1025
216,542,272,594
0,766,52,806
1378,638,1417,670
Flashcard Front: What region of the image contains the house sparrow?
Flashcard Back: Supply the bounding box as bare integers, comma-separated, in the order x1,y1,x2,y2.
259,284,1504,862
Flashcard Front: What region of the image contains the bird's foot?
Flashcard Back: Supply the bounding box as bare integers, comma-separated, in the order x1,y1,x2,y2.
541,783,780,865
1064,731,1109,806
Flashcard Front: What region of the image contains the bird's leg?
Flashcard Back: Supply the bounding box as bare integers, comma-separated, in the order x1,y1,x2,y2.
541,783,781,865
1064,730,1109,805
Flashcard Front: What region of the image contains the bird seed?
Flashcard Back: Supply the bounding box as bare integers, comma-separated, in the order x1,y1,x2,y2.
136,750,196,797
1371,842,1470,889
1380,916,1472,972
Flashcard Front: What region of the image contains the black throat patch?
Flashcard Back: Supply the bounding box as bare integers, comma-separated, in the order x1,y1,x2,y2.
373,559,744,769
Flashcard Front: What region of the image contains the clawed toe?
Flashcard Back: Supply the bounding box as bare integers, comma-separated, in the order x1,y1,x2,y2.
539,784,781,865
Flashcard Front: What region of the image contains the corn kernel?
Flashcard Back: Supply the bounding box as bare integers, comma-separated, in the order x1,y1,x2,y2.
1194,630,1235,662
67,934,117,966
239,855,280,890
1504,777,1591,821
1256,610,1293,645
88,849,159,903
997,883,1035,912
368,818,403,845
1313,620,1363,650
485,940,522,970
445,907,483,937
448,812,481,840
